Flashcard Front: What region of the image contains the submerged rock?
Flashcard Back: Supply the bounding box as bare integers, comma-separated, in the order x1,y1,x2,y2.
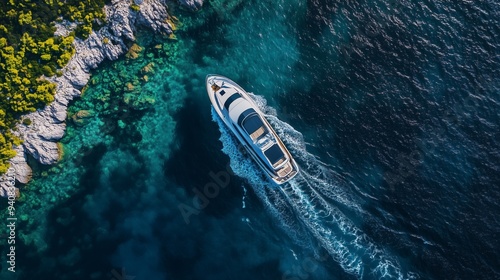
141,62,155,73
0,0,178,196
126,43,143,59
72,110,95,126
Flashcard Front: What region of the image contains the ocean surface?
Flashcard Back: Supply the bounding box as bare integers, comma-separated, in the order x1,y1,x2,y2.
1,0,499,279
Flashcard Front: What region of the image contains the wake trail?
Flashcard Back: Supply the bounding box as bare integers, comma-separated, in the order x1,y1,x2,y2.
211,94,415,279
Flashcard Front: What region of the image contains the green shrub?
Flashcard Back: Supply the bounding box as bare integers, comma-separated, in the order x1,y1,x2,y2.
130,4,140,11
42,65,55,76
0,0,108,173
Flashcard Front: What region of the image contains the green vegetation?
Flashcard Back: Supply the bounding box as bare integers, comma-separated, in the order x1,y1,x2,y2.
130,4,140,12
22,118,32,126
0,0,108,173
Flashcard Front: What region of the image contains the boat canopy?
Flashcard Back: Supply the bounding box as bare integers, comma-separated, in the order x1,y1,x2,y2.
243,114,263,134
264,144,285,165
237,108,268,140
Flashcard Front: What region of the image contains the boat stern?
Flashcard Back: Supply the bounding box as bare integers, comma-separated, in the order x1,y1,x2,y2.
272,159,299,184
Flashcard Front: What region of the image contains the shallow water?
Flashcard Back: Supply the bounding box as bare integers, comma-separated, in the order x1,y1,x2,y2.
1,0,499,279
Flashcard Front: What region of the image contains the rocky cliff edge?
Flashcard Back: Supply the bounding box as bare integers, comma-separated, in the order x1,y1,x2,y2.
0,0,204,196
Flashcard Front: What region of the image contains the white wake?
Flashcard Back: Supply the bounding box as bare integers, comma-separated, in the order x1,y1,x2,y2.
211,94,415,279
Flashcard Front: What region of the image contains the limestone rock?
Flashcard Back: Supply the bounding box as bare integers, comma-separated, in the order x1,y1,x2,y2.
10,146,33,184
54,20,78,37
0,182,13,198
179,0,204,11
105,0,136,42
0,146,31,197
136,0,173,35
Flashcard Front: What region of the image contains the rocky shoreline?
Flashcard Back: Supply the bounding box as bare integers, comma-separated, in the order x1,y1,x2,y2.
0,0,203,196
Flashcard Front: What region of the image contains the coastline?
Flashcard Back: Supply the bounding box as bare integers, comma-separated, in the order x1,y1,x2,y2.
0,0,496,278
0,0,203,196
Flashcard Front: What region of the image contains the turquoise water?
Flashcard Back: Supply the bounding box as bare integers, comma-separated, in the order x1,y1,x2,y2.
1,0,499,279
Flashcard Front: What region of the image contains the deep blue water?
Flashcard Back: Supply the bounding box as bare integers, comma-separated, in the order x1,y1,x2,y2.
1,0,499,279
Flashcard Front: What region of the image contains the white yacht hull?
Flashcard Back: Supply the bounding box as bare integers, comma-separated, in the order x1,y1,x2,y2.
206,74,299,184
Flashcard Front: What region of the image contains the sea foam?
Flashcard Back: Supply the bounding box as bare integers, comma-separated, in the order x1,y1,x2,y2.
211,95,416,279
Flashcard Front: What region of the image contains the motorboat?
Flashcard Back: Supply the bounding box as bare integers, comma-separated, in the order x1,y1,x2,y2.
206,74,299,184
